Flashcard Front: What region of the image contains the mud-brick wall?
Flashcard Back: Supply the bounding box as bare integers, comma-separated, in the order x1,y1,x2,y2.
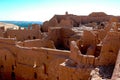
58,64,91,80
111,49,120,80
71,51,99,67
0,48,16,80
0,38,16,45
82,30,97,46
0,38,18,55
46,27,62,48
77,54,99,66
0,38,70,80
0,29,4,37
97,29,107,41
61,28,75,49
70,41,99,67
99,32,120,65
14,47,70,80
13,48,48,80
0,38,17,80
17,39,55,49
6,29,42,41
45,48,70,80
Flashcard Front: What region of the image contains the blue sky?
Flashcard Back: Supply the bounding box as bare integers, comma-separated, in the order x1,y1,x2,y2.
0,0,120,21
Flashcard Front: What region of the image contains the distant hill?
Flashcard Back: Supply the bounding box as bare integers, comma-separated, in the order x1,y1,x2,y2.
0,22,19,30
0,21,43,28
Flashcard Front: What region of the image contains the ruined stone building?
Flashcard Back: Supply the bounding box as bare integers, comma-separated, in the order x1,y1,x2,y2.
41,12,120,32
0,12,120,80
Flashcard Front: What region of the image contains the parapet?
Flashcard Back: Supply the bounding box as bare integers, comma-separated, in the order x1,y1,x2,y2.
0,37,16,45
17,39,56,49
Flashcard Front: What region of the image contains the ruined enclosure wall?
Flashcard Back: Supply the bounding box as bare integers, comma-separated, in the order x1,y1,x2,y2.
77,30,99,55
12,48,70,80
0,48,16,80
111,49,120,80
46,27,62,48
0,30,119,80
0,29,4,37
41,16,59,32
42,14,112,30
0,38,96,80
15,48,48,80
82,30,97,46
59,64,92,80
57,18,73,27
45,27,76,50
61,28,76,49
0,38,16,45
70,41,99,67
6,29,42,41
0,38,18,80
97,29,107,41
0,38,71,80
99,32,120,65
17,39,56,49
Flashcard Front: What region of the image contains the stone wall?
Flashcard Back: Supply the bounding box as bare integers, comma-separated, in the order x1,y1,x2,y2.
5,28,42,41
45,27,62,49
69,41,99,66
0,38,70,80
0,37,98,80
82,30,97,46
41,12,116,31
17,39,55,49
99,31,120,65
0,22,120,80
111,49,120,80
69,30,120,67
0,28,4,37
44,27,76,50
59,64,92,80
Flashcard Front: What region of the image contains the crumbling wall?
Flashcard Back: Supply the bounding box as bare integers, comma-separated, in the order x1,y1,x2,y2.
0,38,17,80
6,29,42,41
42,16,58,32
14,47,69,80
0,38,70,80
61,28,76,49
15,48,48,80
17,39,55,49
69,41,99,66
99,32,120,65
0,48,16,80
41,12,113,31
57,18,73,27
0,29,4,37
31,24,41,30
77,30,98,55
97,29,107,41
82,30,97,46
45,27,62,49
58,64,91,80
57,41,99,80
111,49,120,80
44,27,76,50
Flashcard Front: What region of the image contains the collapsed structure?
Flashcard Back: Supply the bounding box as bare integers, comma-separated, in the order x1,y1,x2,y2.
0,12,120,80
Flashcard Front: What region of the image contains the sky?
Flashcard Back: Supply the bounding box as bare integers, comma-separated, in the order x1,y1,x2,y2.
0,0,120,21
